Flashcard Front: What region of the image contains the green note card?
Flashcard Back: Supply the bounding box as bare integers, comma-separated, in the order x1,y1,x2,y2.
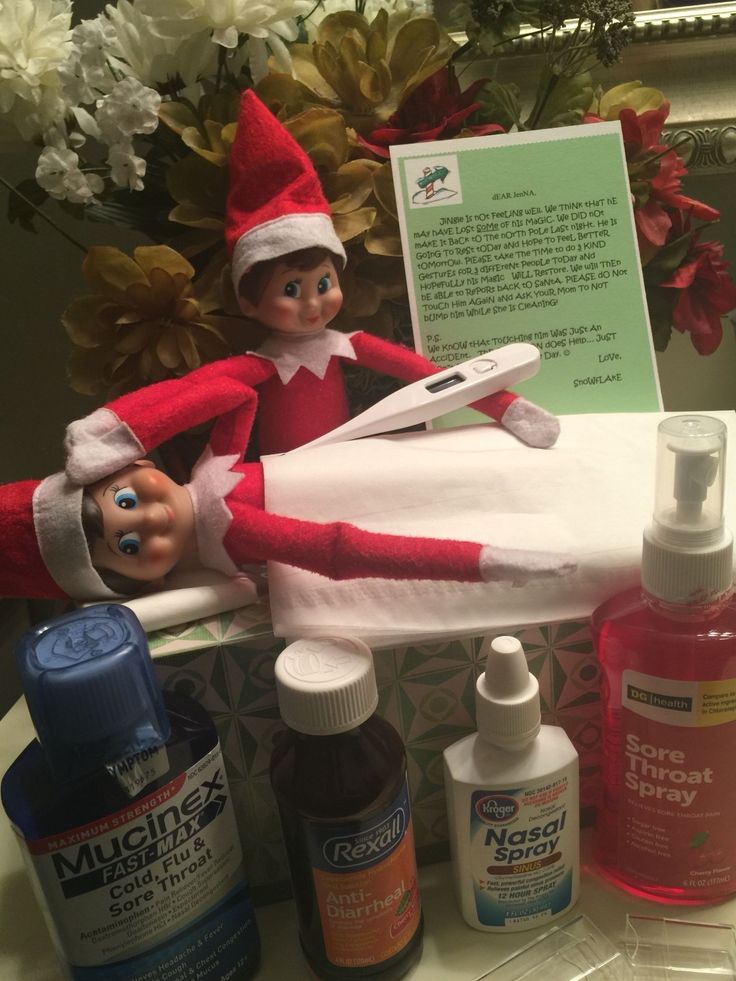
390,123,662,421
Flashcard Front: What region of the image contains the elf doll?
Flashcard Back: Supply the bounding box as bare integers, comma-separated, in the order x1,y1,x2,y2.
0,356,574,604
223,90,559,456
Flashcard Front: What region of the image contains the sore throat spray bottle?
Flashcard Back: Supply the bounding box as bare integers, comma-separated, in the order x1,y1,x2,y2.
443,636,579,931
593,414,736,904
1,604,260,979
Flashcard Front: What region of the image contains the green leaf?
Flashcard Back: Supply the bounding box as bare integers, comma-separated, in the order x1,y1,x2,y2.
474,9,523,55
476,81,523,131
690,831,710,849
84,190,180,241
645,284,676,351
396,889,411,915
643,231,694,284
526,69,593,129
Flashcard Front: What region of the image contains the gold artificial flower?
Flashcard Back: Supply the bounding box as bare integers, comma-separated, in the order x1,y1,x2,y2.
64,245,236,395
286,10,457,134
158,89,240,165
589,81,665,120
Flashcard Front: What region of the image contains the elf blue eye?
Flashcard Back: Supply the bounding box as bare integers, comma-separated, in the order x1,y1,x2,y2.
317,275,331,294
117,533,141,556
113,487,138,510
284,281,301,299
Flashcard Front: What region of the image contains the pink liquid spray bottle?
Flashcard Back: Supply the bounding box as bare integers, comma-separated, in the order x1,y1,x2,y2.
593,414,736,904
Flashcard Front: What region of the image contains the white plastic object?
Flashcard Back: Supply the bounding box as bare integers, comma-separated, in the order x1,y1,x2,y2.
273,636,378,735
289,342,541,451
625,915,736,980
478,913,631,980
83,570,259,636
642,415,733,604
476,636,541,750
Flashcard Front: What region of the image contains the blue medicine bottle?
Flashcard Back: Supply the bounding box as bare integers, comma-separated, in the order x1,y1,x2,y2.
1,604,260,980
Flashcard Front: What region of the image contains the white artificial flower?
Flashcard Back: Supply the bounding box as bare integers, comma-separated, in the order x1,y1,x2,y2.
72,17,117,73
60,16,119,104
35,144,103,203
102,1,218,90
244,18,299,83
0,0,73,113
136,0,312,48
71,106,101,141
95,78,162,144
64,167,105,204
36,145,78,196
107,142,146,191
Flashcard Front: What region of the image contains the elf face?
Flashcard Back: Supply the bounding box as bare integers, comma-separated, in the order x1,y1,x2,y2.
241,256,343,335
89,461,196,583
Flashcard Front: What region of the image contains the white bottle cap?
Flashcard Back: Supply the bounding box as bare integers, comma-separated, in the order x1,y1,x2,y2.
476,636,541,750
274,636,378,735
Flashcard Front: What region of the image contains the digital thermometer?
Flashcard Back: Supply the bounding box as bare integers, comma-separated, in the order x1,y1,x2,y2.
289,342,542,452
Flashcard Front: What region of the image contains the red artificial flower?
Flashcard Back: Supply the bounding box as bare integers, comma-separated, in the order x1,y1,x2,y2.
618,102,669,150
661,231,736,355
614,101,720,253
651,150,720,222
358,65,504,159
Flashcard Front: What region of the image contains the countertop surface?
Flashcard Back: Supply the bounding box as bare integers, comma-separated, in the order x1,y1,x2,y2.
2,696,736,980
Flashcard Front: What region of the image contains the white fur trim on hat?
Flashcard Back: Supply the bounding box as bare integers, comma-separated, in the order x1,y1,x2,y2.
65,408,145,485
231,212,346,294
33,472,121,601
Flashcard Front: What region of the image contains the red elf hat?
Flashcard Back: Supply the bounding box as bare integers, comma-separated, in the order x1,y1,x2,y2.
0,473,121,601
225,90,346,293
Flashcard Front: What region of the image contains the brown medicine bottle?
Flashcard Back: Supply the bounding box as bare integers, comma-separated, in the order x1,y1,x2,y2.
270,636,424,980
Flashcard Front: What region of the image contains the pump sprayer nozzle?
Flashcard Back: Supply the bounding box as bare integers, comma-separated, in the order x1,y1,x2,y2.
653,416,726,544
673,447,719,524
642,415,733,606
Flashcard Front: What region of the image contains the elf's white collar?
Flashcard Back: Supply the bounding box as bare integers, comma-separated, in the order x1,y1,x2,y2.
254,328,357,383
186,447,242,577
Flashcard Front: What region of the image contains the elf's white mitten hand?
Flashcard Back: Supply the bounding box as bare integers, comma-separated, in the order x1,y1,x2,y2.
501,397,560,449
479,545,576,587
65,408,145,486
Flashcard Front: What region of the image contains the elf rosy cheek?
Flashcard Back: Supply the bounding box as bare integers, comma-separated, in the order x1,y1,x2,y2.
146,540,170,561
322,291,342,322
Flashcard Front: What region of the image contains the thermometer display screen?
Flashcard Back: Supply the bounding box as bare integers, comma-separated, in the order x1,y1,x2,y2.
425,373,465,394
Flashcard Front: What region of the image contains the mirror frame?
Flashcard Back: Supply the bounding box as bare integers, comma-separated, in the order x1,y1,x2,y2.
456,4,736,175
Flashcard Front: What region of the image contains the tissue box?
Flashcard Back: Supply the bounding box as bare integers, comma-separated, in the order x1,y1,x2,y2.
152,607,600,902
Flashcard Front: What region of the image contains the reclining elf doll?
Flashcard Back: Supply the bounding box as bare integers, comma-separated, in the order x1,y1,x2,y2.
0,357,574,604
221,90,559,456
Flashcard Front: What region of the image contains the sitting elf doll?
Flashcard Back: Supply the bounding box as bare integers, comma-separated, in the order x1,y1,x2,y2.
217,89,559,456
0,356,574,603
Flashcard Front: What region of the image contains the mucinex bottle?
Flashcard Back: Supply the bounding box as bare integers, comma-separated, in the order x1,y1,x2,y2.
593,414,736,903
1,605,260,979
443,635,579,931
270,636,423,980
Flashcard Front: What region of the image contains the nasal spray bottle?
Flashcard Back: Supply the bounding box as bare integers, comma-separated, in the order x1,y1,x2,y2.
1,605,260,979
593,414,736,904
443,636,579,931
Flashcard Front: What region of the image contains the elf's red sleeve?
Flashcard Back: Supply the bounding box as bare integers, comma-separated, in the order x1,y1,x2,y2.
223,497,485,582
64,354,275,485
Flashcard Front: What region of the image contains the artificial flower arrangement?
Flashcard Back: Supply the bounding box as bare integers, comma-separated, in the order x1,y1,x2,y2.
3,0,735,399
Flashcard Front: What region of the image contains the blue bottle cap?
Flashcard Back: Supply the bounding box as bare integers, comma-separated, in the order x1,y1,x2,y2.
17,605,171,781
